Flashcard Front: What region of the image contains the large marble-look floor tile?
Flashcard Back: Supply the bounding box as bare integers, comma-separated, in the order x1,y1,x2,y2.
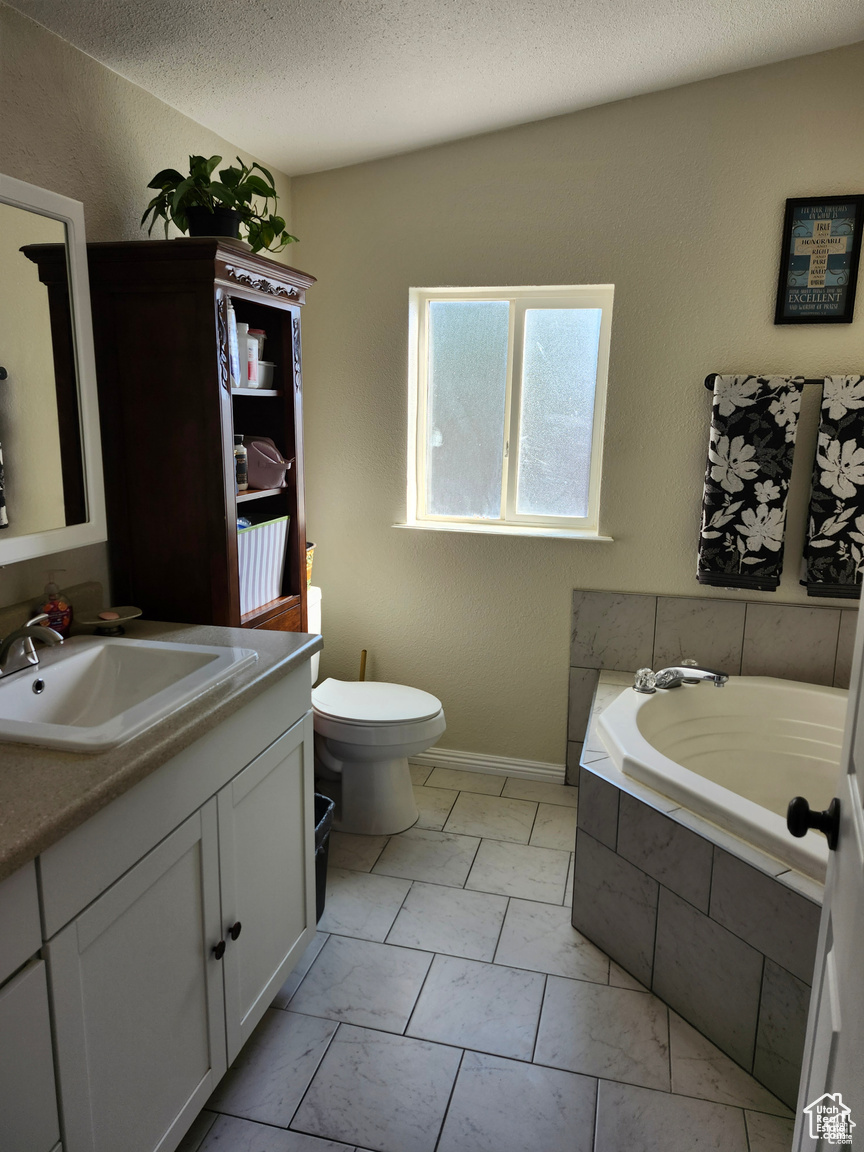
745,1110,795,1152
328,831,390,873
175,1110,217,1152
318,868,412,941
534,977,669,1090
410,763,432,786
466,839,570,903
386,881,508,961
425,767,505,795
609,962,648,991
444,791,537,843
669,1013,791,1116
199,1114,354,1151
412,784,458,830
407,954,546,1060
207,1009,337,1127
563,852,574,908
273,932,330,1008
529,803,578,851
437,1051,596,1152
288,935,432,1032
292,1024,461,1152
594,1081,749,1152
494,899,609,983
502,777,579,807
372,827,480,886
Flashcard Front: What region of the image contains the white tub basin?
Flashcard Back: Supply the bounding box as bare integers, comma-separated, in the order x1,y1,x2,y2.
598,676,848,880
0,636,257,751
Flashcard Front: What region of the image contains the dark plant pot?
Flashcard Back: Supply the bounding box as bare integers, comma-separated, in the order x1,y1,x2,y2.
185,205,243,239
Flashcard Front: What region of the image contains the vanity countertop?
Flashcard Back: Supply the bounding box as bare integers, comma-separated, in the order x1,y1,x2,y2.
0,619,322,883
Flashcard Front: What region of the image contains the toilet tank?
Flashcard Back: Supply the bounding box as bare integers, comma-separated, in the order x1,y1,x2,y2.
307,585,322,684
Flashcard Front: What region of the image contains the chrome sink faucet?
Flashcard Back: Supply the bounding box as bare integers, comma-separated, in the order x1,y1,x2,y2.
634,662,728,693
0,613,64,678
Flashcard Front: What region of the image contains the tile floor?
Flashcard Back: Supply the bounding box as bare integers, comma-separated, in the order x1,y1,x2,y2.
178,766,795,1152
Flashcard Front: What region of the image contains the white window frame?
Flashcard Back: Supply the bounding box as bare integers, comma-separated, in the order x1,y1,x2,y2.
402,284,614,539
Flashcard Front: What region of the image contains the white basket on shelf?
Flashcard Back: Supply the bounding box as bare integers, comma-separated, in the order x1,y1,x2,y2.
237,515,289,615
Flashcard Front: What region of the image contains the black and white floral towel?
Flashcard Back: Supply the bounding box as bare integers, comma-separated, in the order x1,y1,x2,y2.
697,375,804,591
803,376,864,599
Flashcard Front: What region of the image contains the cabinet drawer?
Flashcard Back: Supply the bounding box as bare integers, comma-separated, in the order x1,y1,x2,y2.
0,959,60,1152
0,861,41,985
255,604,302,632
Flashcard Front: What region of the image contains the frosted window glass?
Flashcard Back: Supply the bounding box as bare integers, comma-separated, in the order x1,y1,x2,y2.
426,300,509,518
516,308,602,517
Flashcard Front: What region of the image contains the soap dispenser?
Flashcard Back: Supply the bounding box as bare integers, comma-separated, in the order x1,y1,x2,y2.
40,571,73,638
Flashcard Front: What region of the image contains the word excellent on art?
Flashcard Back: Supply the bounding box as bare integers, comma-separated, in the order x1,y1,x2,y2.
775,195,864,325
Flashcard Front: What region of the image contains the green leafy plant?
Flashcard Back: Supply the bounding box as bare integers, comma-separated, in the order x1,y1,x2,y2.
141,154,298,253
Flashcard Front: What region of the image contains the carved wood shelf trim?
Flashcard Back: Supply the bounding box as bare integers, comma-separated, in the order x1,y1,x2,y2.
224,264,303,300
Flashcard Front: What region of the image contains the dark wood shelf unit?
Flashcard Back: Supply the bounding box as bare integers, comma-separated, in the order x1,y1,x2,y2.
79,239,316,631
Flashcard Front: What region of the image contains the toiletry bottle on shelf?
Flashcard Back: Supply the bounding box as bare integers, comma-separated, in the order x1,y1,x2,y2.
234,435,248,491
40,571,72,637
246,328,259,388
236,322,249,389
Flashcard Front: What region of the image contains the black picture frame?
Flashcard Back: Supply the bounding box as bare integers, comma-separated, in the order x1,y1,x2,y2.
775,195,864,324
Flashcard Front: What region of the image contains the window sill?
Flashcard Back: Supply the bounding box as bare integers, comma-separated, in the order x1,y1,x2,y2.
393,521,614,541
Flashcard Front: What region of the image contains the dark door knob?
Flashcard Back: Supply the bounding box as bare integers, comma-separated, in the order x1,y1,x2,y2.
228,921,242,941
212,940,226,960
787,796,840,851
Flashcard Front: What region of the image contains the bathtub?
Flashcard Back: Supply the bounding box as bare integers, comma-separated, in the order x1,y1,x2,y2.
598,675,847,881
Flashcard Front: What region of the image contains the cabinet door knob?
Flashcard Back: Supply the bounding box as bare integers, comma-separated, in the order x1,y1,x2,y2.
787,796,840,850
228,921,242,941
212,940,226,960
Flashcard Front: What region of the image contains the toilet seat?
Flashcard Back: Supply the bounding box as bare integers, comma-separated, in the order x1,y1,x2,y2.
312,679,442,725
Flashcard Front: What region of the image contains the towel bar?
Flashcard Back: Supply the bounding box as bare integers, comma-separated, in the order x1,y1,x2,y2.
703,373,824,391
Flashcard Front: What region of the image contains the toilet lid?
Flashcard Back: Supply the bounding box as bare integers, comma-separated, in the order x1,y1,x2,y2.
312,679,442,724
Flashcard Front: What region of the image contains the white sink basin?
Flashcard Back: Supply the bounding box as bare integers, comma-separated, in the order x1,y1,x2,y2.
0,636,258,751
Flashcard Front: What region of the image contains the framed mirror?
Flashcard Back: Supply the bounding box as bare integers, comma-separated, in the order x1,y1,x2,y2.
0,173,106,564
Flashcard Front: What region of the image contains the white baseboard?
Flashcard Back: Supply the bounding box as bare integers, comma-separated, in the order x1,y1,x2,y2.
409,747,566,785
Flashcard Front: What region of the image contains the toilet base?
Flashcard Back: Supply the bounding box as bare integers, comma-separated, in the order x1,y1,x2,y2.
322,754,419,836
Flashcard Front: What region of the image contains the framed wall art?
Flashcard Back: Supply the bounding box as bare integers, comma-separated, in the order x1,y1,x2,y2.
775,195,864,324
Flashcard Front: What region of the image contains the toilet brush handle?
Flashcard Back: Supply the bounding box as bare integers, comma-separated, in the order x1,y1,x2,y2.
359,649,367,681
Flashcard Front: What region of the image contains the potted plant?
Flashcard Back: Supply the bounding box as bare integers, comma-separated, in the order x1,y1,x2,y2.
141,154,298,253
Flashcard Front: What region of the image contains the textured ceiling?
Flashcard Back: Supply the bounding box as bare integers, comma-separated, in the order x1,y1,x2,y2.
9,0,864,174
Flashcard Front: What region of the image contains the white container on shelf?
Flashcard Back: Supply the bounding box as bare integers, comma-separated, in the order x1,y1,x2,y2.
237,515,289,615
257,361,276,389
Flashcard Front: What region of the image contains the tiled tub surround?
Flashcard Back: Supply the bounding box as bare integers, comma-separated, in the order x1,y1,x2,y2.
567,589,857,783
572,673,823,1108
177,767,794,1152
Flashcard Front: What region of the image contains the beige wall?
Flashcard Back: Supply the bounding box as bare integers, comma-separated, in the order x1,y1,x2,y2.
0,3,293,606
292,42,864,763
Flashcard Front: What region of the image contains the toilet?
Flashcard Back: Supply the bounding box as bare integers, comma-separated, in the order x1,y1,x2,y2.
306,587,446,835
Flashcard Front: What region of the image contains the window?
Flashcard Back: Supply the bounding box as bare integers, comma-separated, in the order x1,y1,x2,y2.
405,285,613,538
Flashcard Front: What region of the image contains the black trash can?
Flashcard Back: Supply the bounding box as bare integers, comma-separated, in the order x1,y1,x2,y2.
314,793,336,923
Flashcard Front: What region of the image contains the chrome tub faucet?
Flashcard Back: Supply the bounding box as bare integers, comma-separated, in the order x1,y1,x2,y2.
634,661,728,693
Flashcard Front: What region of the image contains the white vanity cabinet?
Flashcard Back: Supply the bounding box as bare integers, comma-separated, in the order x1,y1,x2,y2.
0,862,61,1152
38,666,315,1152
